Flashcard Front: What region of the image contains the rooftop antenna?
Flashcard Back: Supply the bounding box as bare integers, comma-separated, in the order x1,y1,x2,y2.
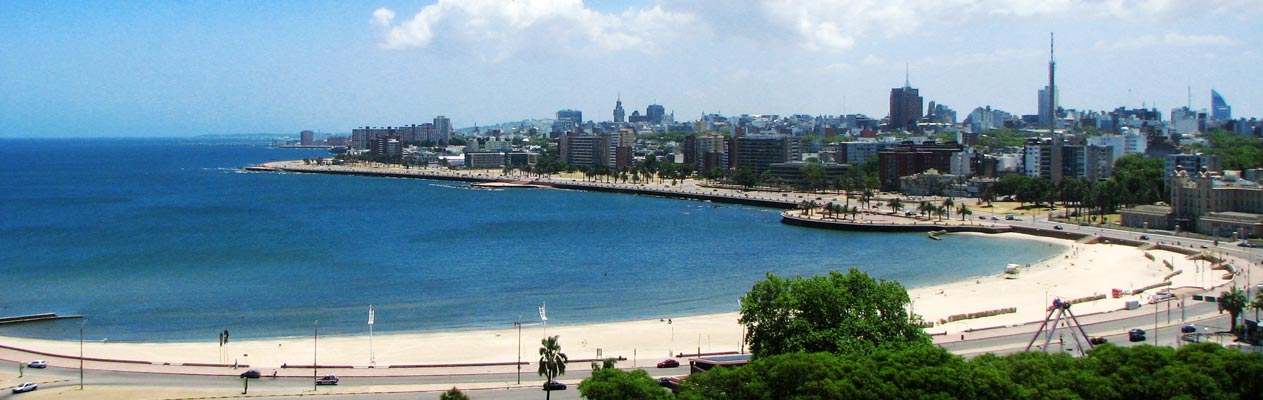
904,63,910,88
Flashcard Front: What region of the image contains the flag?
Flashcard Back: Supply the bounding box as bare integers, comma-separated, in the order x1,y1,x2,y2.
538,302,547,321
368,305,375,326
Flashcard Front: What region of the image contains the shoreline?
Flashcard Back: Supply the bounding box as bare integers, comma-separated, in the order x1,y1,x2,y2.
0,160,1248,374
0,231,1234,372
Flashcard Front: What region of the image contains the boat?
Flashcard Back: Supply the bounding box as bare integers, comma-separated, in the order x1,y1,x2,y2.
927,230,947,240
1004,263,1021,279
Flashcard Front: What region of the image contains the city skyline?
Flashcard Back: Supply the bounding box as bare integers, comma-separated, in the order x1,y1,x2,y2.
2,0,1260,138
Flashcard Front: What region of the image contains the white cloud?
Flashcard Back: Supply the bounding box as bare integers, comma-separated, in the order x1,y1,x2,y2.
1095,33,1241,50
370,7,395,27
372,0,696,58
728,0,1259,52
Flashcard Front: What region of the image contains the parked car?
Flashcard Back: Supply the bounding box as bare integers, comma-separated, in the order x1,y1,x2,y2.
11,382,37,393
1128,328,1147,342
656,359,680,368
26,360,47,369
1181,324,1197,333
1139,235,1150,240
543,381,567,391
1149,293,1176,304
1089,336,1108,345
316,375,339,385
240,370,261,379
1054,225,1064,230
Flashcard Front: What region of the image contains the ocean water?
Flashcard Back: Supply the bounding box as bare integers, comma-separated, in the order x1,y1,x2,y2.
0,138,1064,342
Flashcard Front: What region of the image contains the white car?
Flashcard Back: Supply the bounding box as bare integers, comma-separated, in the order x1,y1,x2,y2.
12,382,37,393
1150,293,1176,304
27,360,47,368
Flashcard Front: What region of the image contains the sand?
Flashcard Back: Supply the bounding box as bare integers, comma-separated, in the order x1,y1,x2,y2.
0,232,1242,374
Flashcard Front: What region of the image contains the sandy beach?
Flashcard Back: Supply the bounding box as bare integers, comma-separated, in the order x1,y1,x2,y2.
0,231,1241,375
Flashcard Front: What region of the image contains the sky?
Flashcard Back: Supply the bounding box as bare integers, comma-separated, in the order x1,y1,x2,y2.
1,0,1260,137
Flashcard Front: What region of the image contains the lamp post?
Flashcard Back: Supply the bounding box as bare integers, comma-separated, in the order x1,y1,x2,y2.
79,319,84,390
515,314,522,385
313,320,318,392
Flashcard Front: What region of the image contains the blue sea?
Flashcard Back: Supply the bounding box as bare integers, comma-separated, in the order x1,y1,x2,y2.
0,138,1064,342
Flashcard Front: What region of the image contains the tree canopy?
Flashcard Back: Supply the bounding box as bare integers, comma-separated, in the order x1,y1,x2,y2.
739,269,929,357
679,343,1263,400
578,368,672,400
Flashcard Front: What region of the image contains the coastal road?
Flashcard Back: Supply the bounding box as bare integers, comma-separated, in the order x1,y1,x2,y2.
942,302,1245,357
4,362,689,399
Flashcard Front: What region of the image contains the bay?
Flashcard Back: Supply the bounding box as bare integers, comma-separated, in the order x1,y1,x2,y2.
0,138,1063,341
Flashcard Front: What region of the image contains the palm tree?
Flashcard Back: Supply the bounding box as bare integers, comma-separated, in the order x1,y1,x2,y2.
958,204,972,221
538,335,568,399
889,197,905,215
917,201,932,218
1219,287,1248,333
941,198,955,220
934,205,948,221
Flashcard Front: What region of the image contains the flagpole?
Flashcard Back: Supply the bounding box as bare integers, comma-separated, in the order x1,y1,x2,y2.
368,305,375,367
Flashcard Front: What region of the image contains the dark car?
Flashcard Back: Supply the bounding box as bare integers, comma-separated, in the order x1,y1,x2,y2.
316,375,339,385
1139,235,1150,240
1089,336,1108,345
543,381,567,391
657,359,680,368
1128,329,1146,342
1181,324,1197,333
1238,242,1256,248
240,370,261,379
1054,225,1064,230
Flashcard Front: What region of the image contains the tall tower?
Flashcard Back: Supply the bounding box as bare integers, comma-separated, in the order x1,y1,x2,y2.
1048,32,1056,133
613,93,625,123
888,64,922,132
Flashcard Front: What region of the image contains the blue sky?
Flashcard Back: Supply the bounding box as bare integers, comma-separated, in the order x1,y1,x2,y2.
2,0,1260,137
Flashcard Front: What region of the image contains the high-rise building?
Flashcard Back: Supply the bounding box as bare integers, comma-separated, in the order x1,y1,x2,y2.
613,95,625,123
646,104,665,125
300,130,315,146
1038,86,1059,127
1211,89,1231,121
731,135,799,174
877,142,963,191
554,109,583,135
888,67,923,131
433,116,451,145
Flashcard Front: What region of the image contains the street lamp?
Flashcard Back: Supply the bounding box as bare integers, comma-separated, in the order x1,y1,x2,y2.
514,314,522,385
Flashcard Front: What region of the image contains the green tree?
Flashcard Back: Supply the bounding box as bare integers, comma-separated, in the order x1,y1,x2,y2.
1219,287,1248,333
538,335,568,399
739,269,930,357
801,162,827,192
578,368,671,400
733,167,757,189
958,204,973,221
940,197,955,219
439,387,470,400
888,197,904,214
1112,153,1165,206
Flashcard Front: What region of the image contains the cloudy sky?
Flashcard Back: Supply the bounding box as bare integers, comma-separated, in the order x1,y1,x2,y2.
2,0,1259,137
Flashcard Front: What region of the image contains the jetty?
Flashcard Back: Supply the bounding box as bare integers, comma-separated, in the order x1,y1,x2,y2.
0,313,82,325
